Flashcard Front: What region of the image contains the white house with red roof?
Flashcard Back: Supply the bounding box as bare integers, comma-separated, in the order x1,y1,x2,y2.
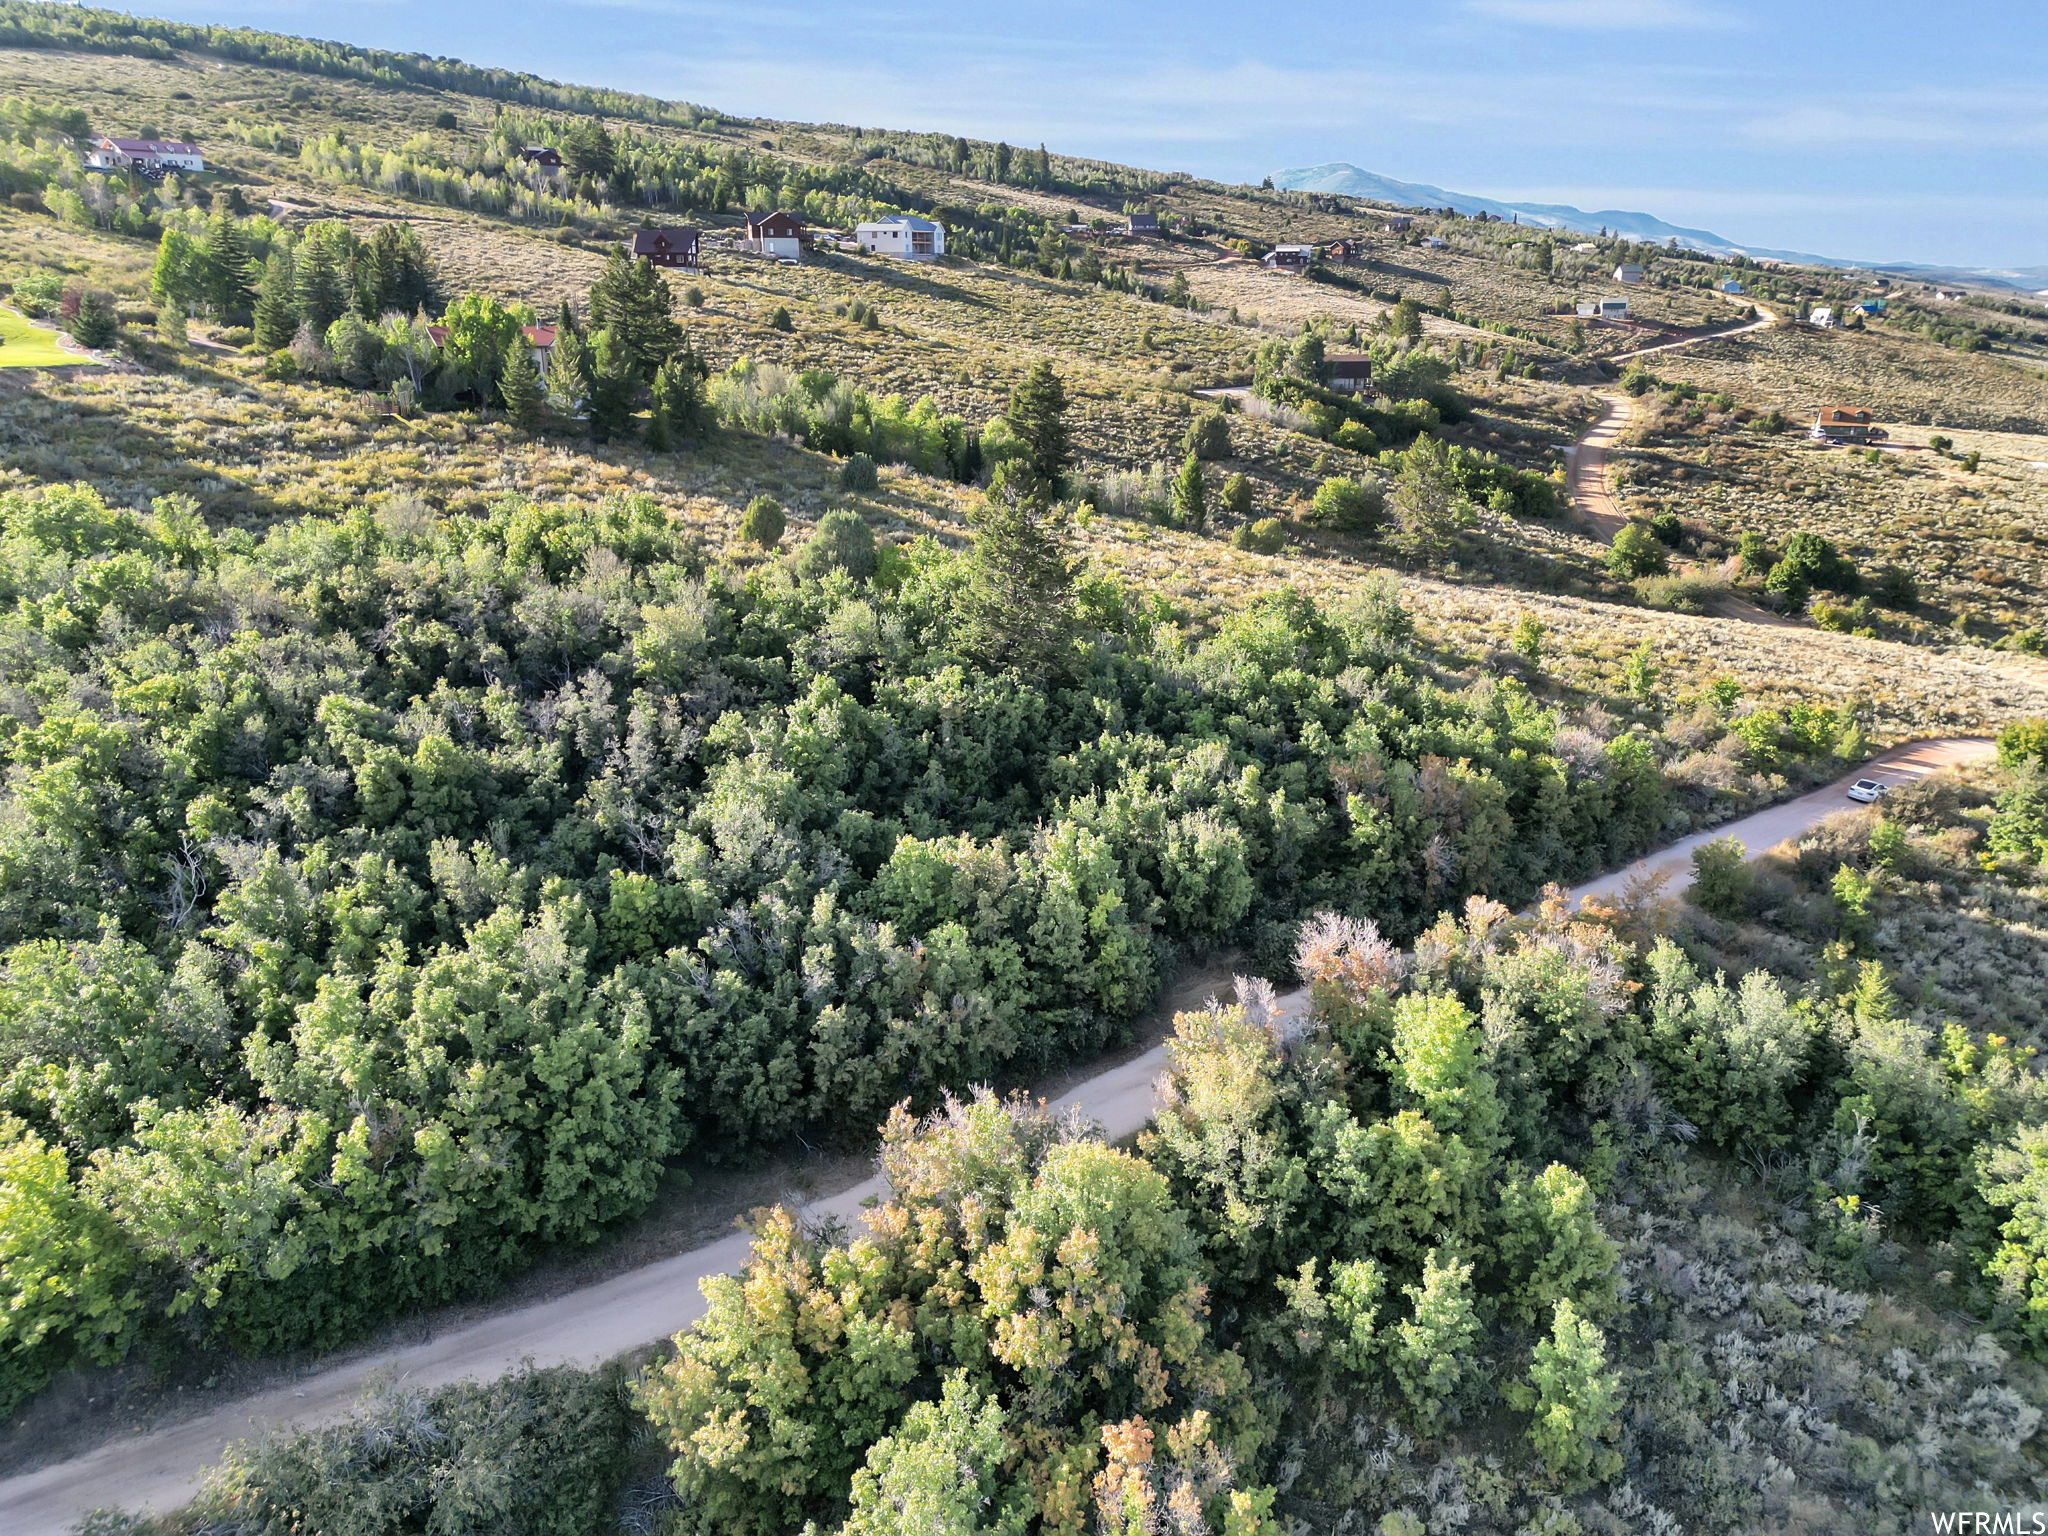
85,137,204,174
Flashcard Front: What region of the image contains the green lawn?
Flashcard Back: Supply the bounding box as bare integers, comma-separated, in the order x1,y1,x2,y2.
0,306,94,367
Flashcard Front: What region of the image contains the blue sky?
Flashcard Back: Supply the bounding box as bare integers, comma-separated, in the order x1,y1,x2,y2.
139,0,2044,268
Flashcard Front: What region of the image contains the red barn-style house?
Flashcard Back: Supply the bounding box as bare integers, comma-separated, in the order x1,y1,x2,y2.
630,227,701,270
740,210,804,260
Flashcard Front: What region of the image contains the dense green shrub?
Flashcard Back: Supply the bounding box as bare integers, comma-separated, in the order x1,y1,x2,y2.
95,1367,636,1536
1184,406,1232,461
1687,837,1756,919
1607,523,1669,578
739,493,786,547
1508,1301,1624,1490
791,507,877,581
839,451,879,492
1231,517,1287,555
714,360,982,481
1998,719,2048,770
1305,474,1384,532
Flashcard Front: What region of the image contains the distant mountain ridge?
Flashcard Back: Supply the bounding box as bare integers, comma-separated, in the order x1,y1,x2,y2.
1268,163,2047,292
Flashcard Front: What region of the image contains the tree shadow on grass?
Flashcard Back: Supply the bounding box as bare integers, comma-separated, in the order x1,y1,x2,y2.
1364,259,1453,288
810,253,1002,311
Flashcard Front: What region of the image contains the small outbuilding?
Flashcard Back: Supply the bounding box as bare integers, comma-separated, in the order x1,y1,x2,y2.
1613,264,1645,284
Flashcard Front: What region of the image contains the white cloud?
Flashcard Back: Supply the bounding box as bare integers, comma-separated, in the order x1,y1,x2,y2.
629,52,1612,154
1739,96,2048,149
1463,0,1735,29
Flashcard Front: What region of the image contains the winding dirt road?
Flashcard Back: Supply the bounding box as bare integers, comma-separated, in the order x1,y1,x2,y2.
0,740,1996,1536
1565,391,1797,629
1568,390,1637,543
1567,299,1777,542
1607,302,1775,364
1566,294,1797,630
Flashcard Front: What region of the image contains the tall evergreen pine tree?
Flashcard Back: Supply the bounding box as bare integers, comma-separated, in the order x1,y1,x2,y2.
584,329,639,443
294,226,353,337
1003,360,1073,493
953,470,1081,680
498,339,543,432
588,248,681,380
1173,451,1207,531
203,212,255,320
252,248,298,352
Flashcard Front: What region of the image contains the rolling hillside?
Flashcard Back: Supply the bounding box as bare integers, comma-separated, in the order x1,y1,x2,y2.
3,9,2048,1536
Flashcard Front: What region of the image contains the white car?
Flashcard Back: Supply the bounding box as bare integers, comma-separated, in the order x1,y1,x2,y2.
1846,778,1889,804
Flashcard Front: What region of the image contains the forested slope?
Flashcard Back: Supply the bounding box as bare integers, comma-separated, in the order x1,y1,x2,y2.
1,9,2047,1533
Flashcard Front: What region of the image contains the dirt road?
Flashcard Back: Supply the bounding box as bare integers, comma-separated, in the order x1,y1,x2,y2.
1607,309,1774,363
1607,294,1776,364
0,741,1995,1535
1564,736,1990,907
1566,387,1797,629
1568,391,1636,542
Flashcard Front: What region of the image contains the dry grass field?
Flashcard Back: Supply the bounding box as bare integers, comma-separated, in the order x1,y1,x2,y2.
9,359,2045,744
1646,322,2048,434
1611,379,2048,637
3,32,2043,697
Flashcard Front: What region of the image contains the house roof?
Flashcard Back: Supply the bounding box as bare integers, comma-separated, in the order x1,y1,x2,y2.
1327,353,1372,372
861,214,941,232
103,137,200,155
631,227,700,254
1816,406,1871,424
1127,212,1160,227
